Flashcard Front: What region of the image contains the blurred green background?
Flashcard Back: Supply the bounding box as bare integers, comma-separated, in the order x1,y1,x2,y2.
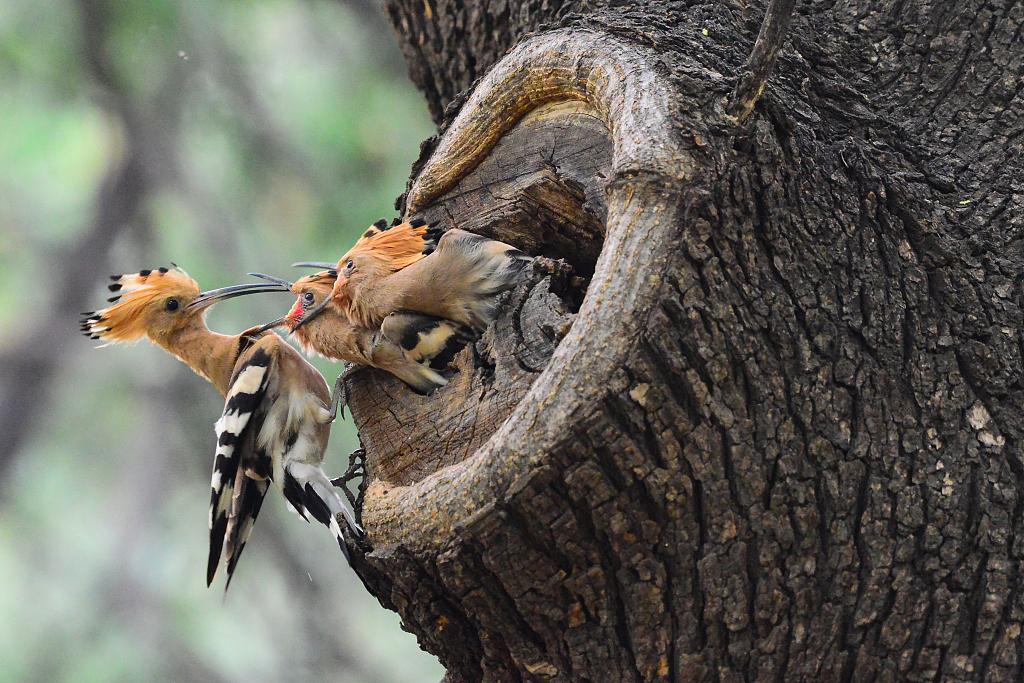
0,0,441,681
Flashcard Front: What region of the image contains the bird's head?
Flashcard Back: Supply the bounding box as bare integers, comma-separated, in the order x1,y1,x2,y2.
285,252,385,332
332,250,394,300
80,266,287,345
289,218,436,329
284,272,337,332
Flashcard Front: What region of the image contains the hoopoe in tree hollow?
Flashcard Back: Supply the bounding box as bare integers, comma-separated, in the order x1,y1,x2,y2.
80,266,362,588
294,217,531,334
237,269,471,397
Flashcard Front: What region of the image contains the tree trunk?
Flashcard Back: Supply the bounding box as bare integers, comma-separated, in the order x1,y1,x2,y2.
340,1,1024,680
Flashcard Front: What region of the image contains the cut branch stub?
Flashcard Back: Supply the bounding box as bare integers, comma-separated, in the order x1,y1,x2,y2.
405,30,690,214
347,28,691,551
725,0,797,123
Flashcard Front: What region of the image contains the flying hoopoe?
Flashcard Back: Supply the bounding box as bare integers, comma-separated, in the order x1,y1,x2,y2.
241,269,471,396
294,218,530,333
80,266,362,588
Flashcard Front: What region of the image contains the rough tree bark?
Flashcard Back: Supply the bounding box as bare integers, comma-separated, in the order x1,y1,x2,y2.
337,1,1024,681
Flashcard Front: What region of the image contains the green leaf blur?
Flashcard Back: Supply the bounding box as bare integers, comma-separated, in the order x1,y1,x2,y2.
0,0,441,681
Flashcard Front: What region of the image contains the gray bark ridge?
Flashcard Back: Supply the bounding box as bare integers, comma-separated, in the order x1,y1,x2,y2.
351,2,1024,681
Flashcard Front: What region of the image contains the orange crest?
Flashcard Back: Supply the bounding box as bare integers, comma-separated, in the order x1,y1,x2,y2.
294,271,337,291
337,220,434,273
81,267,200,343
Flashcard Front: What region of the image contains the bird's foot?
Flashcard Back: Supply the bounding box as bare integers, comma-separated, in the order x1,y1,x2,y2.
332,447,367,525
326,364,353,422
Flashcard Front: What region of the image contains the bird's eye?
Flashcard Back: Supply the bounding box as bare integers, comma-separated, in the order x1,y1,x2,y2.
302,292,315,307
166,298,179,312
345,259,354,272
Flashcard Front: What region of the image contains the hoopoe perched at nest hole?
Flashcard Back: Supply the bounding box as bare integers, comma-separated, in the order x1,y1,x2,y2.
292,217,532,334
223,217,533,412
80,265,362,590
242,269,474,396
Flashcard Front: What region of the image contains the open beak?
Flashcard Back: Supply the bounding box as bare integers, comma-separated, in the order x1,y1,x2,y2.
292,261,337,272
186,282,291,312
290,295,332,333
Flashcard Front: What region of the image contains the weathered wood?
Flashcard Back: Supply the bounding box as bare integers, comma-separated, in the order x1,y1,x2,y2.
343,1,1024,680
413,101,611,275
726,0,797,123
347,257,581,487
346,95,610,488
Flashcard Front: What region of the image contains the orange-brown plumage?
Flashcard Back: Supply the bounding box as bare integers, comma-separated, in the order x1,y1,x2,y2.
329,219,437,317
80,266,263,393
81,266,361,587
327,227,530,331
345,220,433,269
81,267,200,344
246,268,468,394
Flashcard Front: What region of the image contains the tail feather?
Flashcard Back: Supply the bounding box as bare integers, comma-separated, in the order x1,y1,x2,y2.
388,361,449,395
505,247,531,273
431,230,533,330
281,470,310,522
283,464,362,562
222,474,270,592
207,505,230,586
207,439,242,585
329,515,352,563
207,348,273,586
302,482,333,526
488,245,531,292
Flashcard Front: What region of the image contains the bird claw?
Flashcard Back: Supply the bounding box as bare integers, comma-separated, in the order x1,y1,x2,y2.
332,447,367,526
326,366,351,422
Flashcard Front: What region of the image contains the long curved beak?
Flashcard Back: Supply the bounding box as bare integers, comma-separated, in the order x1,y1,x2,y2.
292,261,337,271
290,295,333,333
187,282,291,311
252,316,289,334
247,272,294,288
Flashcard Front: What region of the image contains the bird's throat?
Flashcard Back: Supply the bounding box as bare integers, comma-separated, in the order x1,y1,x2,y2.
158,320,242,396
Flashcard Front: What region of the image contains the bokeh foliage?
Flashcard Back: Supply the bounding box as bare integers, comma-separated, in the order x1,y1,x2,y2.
0,1,440,681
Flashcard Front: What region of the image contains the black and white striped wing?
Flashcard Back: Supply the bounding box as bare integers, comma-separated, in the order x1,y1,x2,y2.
380,311,472,371
207,348,273,587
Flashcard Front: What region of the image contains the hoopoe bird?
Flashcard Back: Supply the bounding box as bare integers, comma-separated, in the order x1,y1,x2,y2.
80,266,362,588
241,269,471,395
294,218,530,334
